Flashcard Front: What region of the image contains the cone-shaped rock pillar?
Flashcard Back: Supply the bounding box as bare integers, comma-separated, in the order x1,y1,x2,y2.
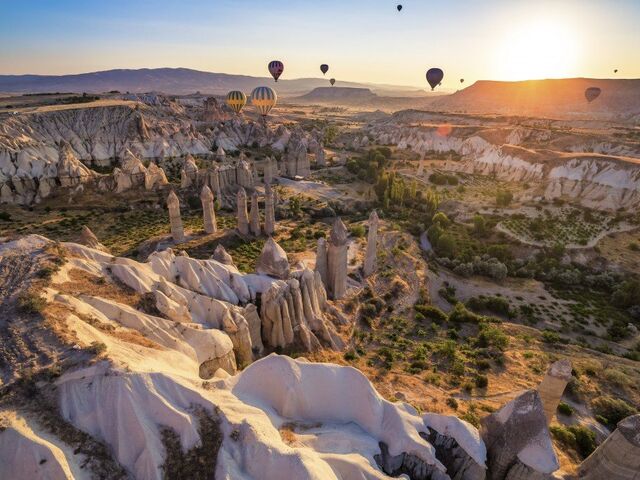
200,185,217,234
256,237,290,280
537,359,572,423
250,191,261,236
264,183,276,236
327,218,348,300
363,210,379,277
167,191,185,242
236,188,249,236
578,414,640,480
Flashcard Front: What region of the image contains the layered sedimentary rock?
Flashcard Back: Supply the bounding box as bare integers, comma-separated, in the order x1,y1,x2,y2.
167,191,185,242
0,102,328,204
200,185,217,234
236,188,250,235
480,390,559,480
77,225,109,253
256,237,290,280
578,414,640,480
250,191,261,236
537,359,572,423
366,119,640,211
264,183,276,236
364,210,379,277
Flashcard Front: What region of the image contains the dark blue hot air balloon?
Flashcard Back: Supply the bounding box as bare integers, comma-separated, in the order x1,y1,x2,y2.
397,5,403,11
320,64,329,75
426,68,444,91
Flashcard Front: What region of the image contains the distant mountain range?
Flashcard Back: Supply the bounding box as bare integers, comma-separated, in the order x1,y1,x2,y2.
0,67,423,97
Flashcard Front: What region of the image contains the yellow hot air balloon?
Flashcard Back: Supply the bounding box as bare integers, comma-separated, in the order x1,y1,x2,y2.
251,86,277,117
226,90,247,114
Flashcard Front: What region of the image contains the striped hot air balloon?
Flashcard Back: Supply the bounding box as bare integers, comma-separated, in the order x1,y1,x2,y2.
226,90,247,114
268,60,284,82
251,86,277,117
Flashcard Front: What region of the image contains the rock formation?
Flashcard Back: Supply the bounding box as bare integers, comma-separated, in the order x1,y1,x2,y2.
212,244,235,267
179,154,199,189
256,237,290,280
236,188,249,236
250,191,261,236
77,226,109,253
363,210,379,277
326,218,349,300
480,389,559,480
314,142,327,167
284,134,311,178
144,161,169,190
200,185,217,234
537,359,572,423
263,156,274,185
315,237,328,286
578,414,640,480
166,191,185,242
264,183,276,236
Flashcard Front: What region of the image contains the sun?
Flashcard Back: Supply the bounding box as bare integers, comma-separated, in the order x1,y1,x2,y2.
496,18,581,81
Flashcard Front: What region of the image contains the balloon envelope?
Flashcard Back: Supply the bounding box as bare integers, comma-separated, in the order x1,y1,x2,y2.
460,78,464,84
397,4,402,11
226,90,247,114
584,87,601,103
320,64,329,75
330,78,336,86
614,69,618,73
268,60,284,82
251,86,277,116
426,68,444,90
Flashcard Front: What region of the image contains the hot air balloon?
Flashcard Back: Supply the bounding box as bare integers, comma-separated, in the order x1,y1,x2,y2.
585,87,601,103
330,78,336,86
251,86,277,116
426,68,444,91
397,4,402,11
460,78,464,84
226,90,247,114
320,64,329,75
614,69,618,73
268,60,284,82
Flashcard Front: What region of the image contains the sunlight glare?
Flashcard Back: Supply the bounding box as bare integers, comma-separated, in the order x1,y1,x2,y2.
496,17,581,81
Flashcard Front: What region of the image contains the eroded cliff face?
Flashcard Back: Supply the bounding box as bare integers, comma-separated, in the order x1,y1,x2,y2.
0,97,325,205
365,119,640,211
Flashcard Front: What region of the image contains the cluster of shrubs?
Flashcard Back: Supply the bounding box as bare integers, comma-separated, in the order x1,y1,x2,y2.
428,172,459,186
437,255,509,281
550,424,596,459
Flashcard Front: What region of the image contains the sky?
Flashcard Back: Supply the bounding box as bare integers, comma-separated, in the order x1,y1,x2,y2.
1,0,639,89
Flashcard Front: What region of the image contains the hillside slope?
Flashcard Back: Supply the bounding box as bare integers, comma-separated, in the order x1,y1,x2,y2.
430,78,640,121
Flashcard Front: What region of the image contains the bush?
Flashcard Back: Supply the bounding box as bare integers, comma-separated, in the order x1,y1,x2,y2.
349,224,366,238
592,396,638,427
557,402,574,416
17,291,47,313
448,303,482,324
496,190,513,207
475,375,489,389
446,397,459,410
0,211,11,221
550,425,596,459
466,295,512,317
415,304,448,324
